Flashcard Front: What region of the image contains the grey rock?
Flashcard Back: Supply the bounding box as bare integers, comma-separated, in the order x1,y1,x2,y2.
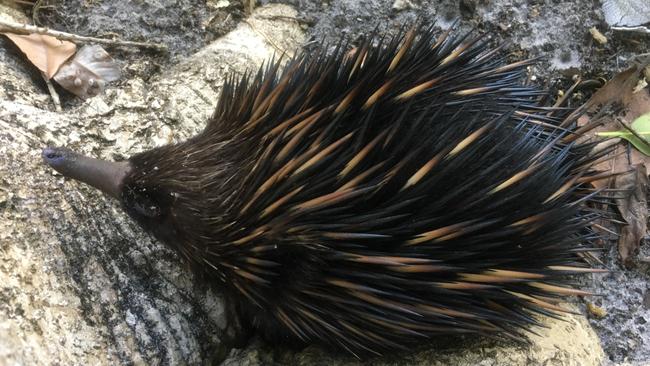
603,0,650,28
392,0,419,12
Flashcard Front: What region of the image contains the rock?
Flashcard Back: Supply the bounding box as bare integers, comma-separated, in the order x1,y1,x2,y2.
222,307,604,366
602,0,650,29
459,0,477,18
391,0,418,12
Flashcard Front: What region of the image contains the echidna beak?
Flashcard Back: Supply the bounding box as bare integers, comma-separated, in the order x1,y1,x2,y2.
42,146,131,199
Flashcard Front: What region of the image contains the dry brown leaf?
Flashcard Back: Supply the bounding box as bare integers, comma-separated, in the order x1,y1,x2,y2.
585,65,643,109
615,164,648,267
578,63,650,264
3,33,76,78
53,44,121,98
588,67,650,175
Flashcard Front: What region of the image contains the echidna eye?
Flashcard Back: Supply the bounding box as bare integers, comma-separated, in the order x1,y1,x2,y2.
124,186,164,218
132,200,161,218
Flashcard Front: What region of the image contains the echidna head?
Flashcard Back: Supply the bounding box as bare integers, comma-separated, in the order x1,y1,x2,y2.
41,144,225,257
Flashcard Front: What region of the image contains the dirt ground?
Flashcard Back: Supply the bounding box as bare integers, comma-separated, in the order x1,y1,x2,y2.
10,0,650,364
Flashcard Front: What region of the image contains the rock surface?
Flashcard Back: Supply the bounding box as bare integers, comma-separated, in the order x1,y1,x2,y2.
224,308,604,366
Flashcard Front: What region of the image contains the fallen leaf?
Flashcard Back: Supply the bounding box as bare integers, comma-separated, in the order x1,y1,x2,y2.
584,62,650,175
616,164,648,267
576,62,650,264
3,33,76,78
585,64,643,109
597,113,650,156
53,44,121,98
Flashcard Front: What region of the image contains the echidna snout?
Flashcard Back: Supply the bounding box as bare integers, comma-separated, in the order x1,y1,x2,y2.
43,25,612,357
42,146,130,199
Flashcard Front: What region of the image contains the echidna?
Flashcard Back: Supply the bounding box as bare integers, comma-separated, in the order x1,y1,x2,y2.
42,25,612,357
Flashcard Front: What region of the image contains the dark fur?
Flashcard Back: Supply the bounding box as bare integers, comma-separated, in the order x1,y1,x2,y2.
118,26,609,356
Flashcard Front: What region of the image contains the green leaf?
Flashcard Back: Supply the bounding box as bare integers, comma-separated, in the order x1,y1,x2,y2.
597,112,650,156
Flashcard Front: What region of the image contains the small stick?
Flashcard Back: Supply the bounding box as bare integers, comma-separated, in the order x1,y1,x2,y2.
244,19,286,56
0,19,167,53
11,0,37,5
41,71,62,112
244,0,256,15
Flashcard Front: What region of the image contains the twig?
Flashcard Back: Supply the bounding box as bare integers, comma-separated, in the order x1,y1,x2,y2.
0,19,167,53
244,19,286,56
243,0,256,15
258,15,316,26
611,26,650,35
32,0,46,24
41,71,61,112
10,0,37,5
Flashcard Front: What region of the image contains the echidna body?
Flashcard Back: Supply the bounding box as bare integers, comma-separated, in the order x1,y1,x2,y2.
43,26,610,356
